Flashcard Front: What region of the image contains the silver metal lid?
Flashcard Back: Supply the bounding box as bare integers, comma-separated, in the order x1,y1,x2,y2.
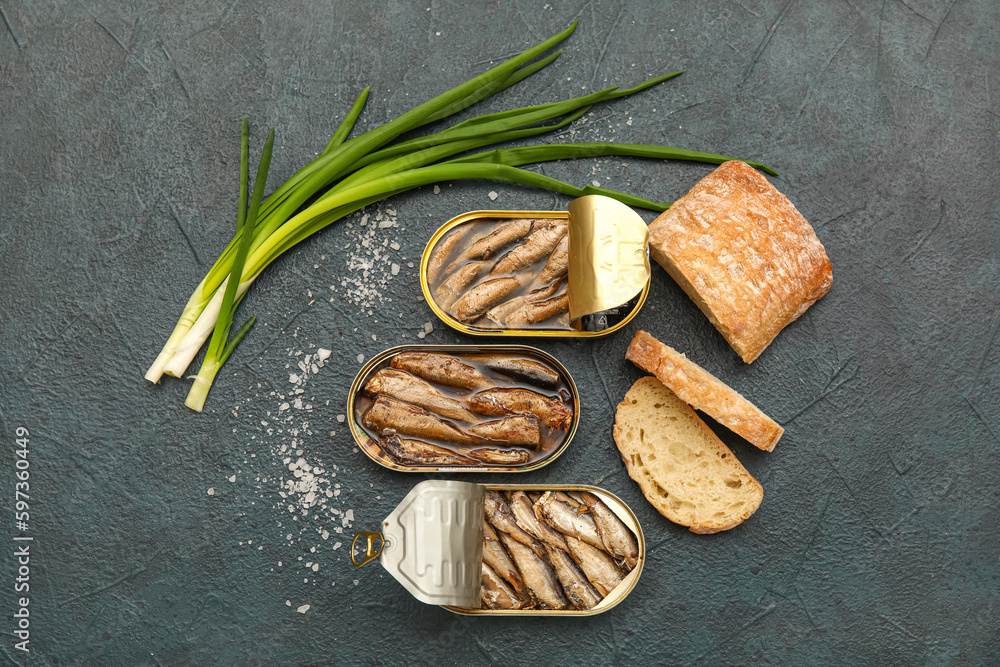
380,480,485,607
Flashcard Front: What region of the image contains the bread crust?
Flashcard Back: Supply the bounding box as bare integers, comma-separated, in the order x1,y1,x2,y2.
648,160,832,363
626,330,783,451
614,378,763,534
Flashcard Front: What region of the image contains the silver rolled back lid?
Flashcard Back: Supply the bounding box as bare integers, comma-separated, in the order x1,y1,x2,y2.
380,480,485,607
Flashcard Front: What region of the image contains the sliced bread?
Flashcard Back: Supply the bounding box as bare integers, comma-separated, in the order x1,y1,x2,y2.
626,330,783,452
647,160,832,363
614,377,763,534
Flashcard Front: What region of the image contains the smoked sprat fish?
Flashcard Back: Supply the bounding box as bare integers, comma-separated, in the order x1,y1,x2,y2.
545,543,603,610
425,216,580,331
564,536,625,597
468,416,540,447
427,223,477,285
498,531,569,610
485,296,526,326
435,261,487,310
525,277,566,303
481,562,525,610
578,491,640,570
470,488,640,612
466,447,531,465
482,523,530,602
535,233,570,285
504,293,569,328
363,395,480,446
390,351,492,391
354,348,574,469
464,354,560,389
490,220,568,276
534,491,606,551
364,368,478,422
451,276,522,323
484,490,547,559
462,218,534,261
507,491,569,552
470,387,573,430
381,435,477,466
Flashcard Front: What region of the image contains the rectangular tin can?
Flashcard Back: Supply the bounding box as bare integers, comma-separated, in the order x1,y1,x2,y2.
347,345,579,473
351,480,645,616
420,195,651,338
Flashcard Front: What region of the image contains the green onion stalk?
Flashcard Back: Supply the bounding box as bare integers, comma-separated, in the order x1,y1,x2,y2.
184,120,274,411
145,21,777,409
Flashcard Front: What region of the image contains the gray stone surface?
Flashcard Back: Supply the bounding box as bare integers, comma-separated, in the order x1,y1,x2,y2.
1,1,998,665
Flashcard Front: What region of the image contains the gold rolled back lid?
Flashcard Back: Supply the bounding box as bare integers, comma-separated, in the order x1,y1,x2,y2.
567,195,650,325
380,480,485,607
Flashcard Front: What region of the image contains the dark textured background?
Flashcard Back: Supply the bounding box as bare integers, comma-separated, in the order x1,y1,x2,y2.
1,1,998,665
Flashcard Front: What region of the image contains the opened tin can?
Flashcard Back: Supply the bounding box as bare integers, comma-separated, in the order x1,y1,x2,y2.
347,345,579,473
351,481,645,616
420,195,651,337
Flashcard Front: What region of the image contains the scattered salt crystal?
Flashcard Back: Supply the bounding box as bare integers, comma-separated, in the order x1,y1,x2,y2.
360,214,369,226
337,414,346,423
353,580,359,586
297,604,310,614
417,332,426,339
433,185,441,194
229,475,236,483
312,563,319,572
316,348,331,361
423,322,433,334
371,334,377,341
286,600,291,606
379,220,394,229
592,180,601,187
391,263,400,276
207,488,215,496
279,402,290,411
289,374,299,384
356,354,364,363
390,241,400,251
333,541,342,550
488,191,499,201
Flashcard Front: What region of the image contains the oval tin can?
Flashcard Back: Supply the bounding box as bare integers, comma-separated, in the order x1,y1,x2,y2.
351,481,645,616
420,195,651,338
347,345,579,473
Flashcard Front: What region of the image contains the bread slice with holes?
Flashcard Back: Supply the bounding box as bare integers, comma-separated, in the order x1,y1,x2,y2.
614,377,763,534
626,330,783,452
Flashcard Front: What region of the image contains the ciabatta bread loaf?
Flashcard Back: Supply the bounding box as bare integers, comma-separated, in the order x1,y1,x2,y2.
614,377,763,534
626,330,783,452
647,160,832,363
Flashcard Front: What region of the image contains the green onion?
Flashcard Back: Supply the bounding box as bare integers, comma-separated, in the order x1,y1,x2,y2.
183,120,273,412
322,87,370,155
145,22,579,384
146,22,777,410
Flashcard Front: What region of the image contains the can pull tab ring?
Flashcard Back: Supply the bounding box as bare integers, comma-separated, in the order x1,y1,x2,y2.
350,531,385,567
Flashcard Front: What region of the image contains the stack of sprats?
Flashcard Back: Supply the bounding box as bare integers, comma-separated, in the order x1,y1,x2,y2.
480,490,639,610
355,350,574,467
428,217,572,330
